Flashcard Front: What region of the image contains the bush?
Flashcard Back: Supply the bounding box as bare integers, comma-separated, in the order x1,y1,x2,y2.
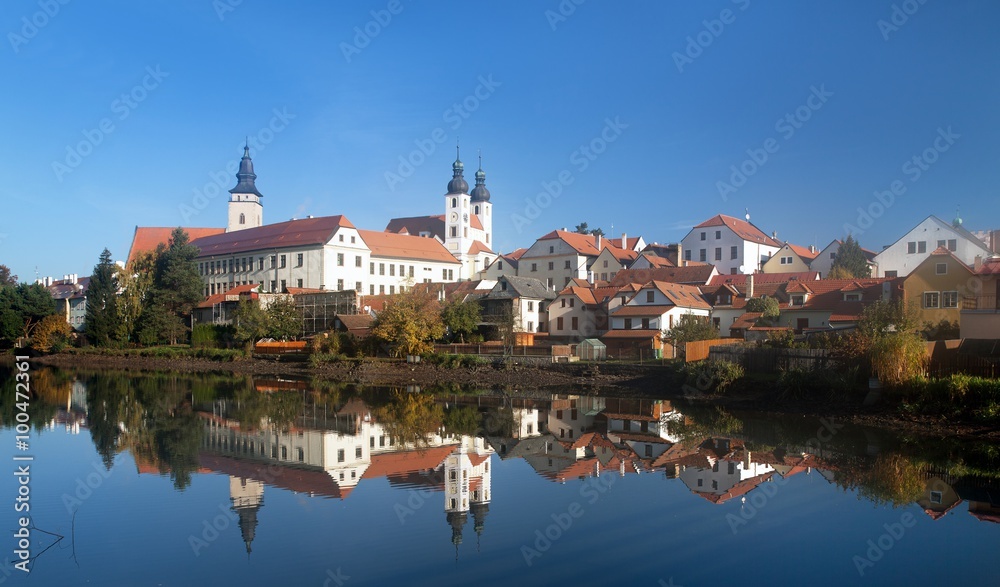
777,366,859,399
686,360,745,393
309,352,345,367
191,324,233,348
870,333,927,387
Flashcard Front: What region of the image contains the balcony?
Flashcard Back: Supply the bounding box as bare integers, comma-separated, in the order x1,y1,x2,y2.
962,295,1000,312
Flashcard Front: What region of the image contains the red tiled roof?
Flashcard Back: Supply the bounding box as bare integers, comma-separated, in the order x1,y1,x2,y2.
358,229,461,264
694,215,781,247
786,243,820,261
467,240,494,255
129,226,224,266
385,215,445,240
609,266,717,287
191,216,354,257
470,214,484,231
286,287,328,295
601,329,662,339
362,445,458,480
694,472,775,504
976,257,1000,276
782,278,899,321
635,255,675,268
607,236,642,250
612,304,675,317
537,230,604,256
649,281,712,309
730,312,763,331
708,272,819,287
557,285,601,306
196,283,260,308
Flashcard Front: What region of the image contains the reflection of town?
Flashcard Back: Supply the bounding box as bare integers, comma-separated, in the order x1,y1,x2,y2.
25,375,1000,554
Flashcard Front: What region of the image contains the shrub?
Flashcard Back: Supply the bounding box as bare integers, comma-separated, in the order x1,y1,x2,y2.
686,360,745,393
309,352,344,367
870,333,927,387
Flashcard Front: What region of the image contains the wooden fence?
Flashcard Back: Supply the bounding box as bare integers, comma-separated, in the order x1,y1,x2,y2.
708,346,834,374
433,344,553,357
684,338,742,362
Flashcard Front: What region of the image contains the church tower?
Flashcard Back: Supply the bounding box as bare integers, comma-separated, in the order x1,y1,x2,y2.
227,144,264,233
470,153,492,247
443,146,472,258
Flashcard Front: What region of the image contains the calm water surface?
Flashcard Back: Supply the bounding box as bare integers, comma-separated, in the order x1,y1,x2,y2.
1,366,998,586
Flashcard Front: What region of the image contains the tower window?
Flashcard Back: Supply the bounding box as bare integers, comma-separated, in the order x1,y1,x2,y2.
239,213,245,225
475,205,480,214
451,198,457,208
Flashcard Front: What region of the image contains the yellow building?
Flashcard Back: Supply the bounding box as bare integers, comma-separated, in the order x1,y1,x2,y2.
901,247,975,332
761,243,818,274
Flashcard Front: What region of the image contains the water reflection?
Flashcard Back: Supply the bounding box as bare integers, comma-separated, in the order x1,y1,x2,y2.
4,366,1000,552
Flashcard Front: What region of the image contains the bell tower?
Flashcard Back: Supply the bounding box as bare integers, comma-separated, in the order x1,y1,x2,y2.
443,145,472,255
227,143,264,233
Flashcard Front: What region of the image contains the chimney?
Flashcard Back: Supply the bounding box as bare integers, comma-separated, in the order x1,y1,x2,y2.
809,244,816,254
747,273,754,298
621,232,627,249
975,255,984,272
595,233,601,250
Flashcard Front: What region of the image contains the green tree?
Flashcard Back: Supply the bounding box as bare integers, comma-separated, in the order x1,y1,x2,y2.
830,235,871,278
744,296,780,320
663,314,719,347
232,298,270,347
826,265,853,280
1,283,58,342
265,297,302,340
0,265,16,286
116,250,158,343
441,298,481,342
143,228,203,344
372,288,445,357
86,248,119,346
574,222,605,236
31,314,72,352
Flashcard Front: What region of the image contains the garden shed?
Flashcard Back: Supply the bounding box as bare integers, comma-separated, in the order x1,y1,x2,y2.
578,338,607,361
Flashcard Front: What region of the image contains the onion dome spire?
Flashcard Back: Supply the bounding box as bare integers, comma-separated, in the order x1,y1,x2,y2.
230,140,264,197
470,151,491,202
446,142,469,195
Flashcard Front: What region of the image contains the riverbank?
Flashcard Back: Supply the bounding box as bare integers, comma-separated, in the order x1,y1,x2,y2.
22,351,1000,441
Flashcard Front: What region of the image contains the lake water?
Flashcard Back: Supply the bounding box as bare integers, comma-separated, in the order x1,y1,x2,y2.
1,366,998,586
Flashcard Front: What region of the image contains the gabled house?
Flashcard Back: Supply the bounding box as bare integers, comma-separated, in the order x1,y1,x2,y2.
479,276,556,335
518,230,606,291
547,283,622,341
605,233,646,252
608,265,719,288
959,257,1000,339
705,272,819,336
680,214,782,275
873,215,991,278
775,278,900,333
479,248,526,281
810,239,878,277
590,244,638,282
603,281,712,359
43,275,90,331
761,243,819,274
629,253,676,270
901,247,976,331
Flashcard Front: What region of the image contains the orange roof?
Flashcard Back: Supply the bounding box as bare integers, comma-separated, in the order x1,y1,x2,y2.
708,272,819,287
362,445,458,480
636,255,675,268
358,229,461,264
649,281,712,309
601,329,663,339
786,243,819,261
196,283,260,308
467,240,494,255
470,214,484,231
285,287,329,295
537,230,604,256
694,214,781,247
694,472,775,504
128,226,224,266
557,285,600,305
610,266,717,287
607,236,642,250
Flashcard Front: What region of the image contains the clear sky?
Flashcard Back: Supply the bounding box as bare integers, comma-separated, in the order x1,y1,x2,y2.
2,0,998,281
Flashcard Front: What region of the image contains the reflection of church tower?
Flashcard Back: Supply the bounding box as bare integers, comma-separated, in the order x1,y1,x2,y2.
230,476,264,556
471,501,489,551
227,143,264,233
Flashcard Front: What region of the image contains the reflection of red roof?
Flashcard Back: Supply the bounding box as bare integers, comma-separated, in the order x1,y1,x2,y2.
197,452,351,499
128,226,224,266
694,472,775,504
468,452,491,467
362,445,458,480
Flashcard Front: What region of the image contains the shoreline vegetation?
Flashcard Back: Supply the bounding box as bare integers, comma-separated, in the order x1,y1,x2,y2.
8,347,1000,442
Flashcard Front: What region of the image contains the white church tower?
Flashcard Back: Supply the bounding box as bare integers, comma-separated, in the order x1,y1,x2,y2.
227,144,264,233
470,153,493,247
444,146,473,257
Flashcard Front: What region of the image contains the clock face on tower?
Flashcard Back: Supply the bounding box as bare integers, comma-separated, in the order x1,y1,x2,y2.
450,212,458,222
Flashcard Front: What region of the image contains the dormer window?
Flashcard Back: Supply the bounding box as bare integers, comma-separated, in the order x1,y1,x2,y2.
844,293,861,301
791,295,805,306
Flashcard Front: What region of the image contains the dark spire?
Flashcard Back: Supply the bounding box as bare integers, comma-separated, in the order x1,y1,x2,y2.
447,142,468,195
471,502,489,551
446,511,467,560
230,144,264,197
470,150,491,202
232,497,262,557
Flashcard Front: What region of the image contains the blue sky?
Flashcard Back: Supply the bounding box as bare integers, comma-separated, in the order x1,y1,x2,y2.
2,0,998,281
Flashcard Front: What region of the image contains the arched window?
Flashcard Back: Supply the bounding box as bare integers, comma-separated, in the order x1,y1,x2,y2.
451,198,457,208
239,213,245,224
474,205,479,214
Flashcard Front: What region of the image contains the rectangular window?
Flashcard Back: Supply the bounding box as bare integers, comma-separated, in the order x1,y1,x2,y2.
297,253,304,267
450,226,457,237
714,248,722,261
379,285,385,294
885,270,898,278
557,317,564,330
936,263,947,275
337,449,345,463
389,264,395,276
731,246,738,260
700,232,706,241
336,279,343,291
270,280,276,292
715,230,721,239
280,255,286,268
531,263,537,272
918,241,927,254
947,239,957,251
561,298,566,308
565,260,572,269
339,234,344,242
351,236,356,244
624,318,632,329
337,253,344,266
646,291,655,303
297,278,304,288
389,285,394,294
923,292,940,308
356,282,361,291
370,284,375,295
370,262,375,274
356,256,362,267
280,279,286,291
548,261,554,271
356,446,362,459
409,266,414,278
379,263,385,275
497,261,503,270
549,246,555,254
527,301,534,311
937,240,946,249
699,249,706,262
569,298,575,308
399,265,404,277
442,268,448,279
641,318,649,329
907,242,916,254
942,291,958,308
571,317,578,330
527,321,533,331
258,257,264,270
